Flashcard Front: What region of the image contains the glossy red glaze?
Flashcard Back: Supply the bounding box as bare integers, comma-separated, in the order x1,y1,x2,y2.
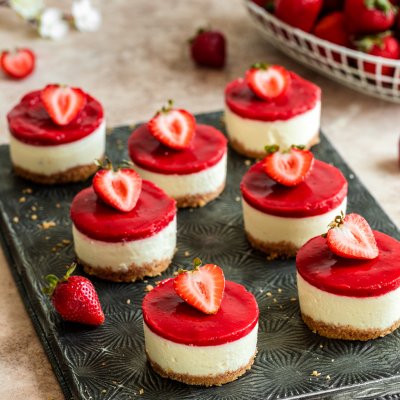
297,232,400,297
225,72,321,121
70,181,176,242
128,123,227,175
240,159,347,218
142,279,259,346
7,90,104,146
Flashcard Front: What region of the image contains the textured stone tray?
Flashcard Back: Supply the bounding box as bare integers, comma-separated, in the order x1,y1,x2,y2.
0,112,399,400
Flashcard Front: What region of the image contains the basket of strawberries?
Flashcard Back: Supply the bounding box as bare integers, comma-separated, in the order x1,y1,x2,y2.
245,0,400,102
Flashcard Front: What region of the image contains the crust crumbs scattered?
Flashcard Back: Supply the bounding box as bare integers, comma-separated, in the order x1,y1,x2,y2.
277,288,282,293
319,344,324,348
13,216,19,223
235,196,241,202
173,271,179,276
244,160,251,166
290,297,297,302
56,203,61,208
266,292,272,297
126,299,131,305
273,298,277,303
155,281,161,286
31,214,38,221
311,370,321,377
19,197,26,203
184,251,190,256
101,389,107,393
39,221,56,230
139,388,144,395
22,188,32,194
326,375,331,380
145,285,154,292
62,239,71,245
31,206,37,211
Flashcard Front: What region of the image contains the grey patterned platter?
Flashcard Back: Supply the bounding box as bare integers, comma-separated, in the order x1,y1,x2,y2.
1,111,400,400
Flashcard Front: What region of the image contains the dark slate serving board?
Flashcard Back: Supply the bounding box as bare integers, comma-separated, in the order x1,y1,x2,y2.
1,111,400,400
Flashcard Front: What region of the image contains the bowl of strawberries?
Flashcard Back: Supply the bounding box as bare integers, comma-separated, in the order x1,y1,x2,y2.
245,0,400,102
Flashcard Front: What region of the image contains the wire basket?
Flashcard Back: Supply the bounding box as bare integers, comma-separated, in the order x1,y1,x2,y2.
245,0,400,103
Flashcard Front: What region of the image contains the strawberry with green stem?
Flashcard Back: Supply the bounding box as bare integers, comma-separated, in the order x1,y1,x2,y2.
324,213,379,259
43,263,105,326
148,100,196,150
93,158,142,213
174,258,225,314
263,145,315,187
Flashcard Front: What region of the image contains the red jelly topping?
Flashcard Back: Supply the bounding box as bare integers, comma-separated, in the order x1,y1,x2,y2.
128,124,227,175
8,90,104,146
70,181,176,242
241,160,347,218
142,279,259,346
225,72,321,122
297,232,400,297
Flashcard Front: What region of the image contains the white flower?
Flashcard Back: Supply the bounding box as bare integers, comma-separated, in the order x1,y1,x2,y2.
72,0,101,32
9,0,44,20
38,8,69,40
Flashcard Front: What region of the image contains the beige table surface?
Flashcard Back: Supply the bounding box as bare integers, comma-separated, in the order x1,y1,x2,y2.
0,1,399,399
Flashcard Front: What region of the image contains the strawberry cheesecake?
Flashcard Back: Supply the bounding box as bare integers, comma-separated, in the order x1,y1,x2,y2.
129,102,227,208
240,146,348,258
297,213,400,341
224,64,321,158
7,84,105,184
143,262,259,386
70,162,177,282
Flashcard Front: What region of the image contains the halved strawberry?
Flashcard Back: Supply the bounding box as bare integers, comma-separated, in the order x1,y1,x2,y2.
174,259,225,314
93,159,142,212
326,213,379,260
245,64,291,101
0,48,35,79
41,84,87,126
263,145,314,186
148,100,196,150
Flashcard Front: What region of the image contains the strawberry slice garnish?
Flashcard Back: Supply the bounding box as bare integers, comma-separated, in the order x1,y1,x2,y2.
43,263,105,326
148,100,196,150
41,84,87,126
0,48,35,79
174,258,225,314
93,159,142,212
263,145,314,186
246,64,291,101
326,213,379,260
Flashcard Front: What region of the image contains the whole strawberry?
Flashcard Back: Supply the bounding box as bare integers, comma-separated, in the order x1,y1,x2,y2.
190,28,226,69
275,0,323,32
344,0,397,35
43,263,105,326
314,12,350,47
355,32,400,75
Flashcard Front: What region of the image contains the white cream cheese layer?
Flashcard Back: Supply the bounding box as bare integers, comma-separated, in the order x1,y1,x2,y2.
10,120,106,175
72,216,176,271
224,102,321,154
297,273,400,330
242,198,347,249
133,152,227,199
144,322,258,376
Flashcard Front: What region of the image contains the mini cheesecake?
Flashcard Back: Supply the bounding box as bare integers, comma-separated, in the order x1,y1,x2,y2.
143,278,259,386
7,87,105,184
70,180,176,282
240,159,348,258
224,68,321,158
129,123,227,208
297,231,400,340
